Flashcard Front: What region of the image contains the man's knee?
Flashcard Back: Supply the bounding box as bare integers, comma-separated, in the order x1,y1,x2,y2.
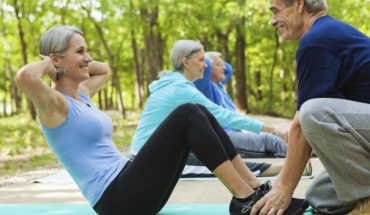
299,99,326,133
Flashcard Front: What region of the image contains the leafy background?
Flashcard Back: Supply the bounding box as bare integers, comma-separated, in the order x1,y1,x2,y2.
1,0,370,174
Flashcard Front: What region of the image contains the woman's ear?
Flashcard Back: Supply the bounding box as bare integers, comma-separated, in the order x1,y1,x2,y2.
182,58,190,70
49,53,61,67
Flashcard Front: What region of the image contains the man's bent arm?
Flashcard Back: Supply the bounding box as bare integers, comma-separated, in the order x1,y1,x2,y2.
251,111,312,214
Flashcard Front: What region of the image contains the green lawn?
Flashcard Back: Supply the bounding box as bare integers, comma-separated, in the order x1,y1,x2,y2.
0,110,138,177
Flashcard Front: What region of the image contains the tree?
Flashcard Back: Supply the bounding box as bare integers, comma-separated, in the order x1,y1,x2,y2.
1,0,370,119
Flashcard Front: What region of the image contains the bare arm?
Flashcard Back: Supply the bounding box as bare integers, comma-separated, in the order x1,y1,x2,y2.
16,56,67,127
79,61,110,98
251,111,312,215
261,124,289,143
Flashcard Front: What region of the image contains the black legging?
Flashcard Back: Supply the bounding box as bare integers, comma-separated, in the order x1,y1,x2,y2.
93,103,239,215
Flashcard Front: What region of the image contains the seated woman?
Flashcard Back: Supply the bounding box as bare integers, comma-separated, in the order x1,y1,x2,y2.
130,39,290,177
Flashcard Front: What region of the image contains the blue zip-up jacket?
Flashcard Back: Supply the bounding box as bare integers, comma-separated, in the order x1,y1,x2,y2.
130,66,264,155
193,62,238,132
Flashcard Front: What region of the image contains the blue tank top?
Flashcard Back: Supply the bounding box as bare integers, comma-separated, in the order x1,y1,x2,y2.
40,92,129,206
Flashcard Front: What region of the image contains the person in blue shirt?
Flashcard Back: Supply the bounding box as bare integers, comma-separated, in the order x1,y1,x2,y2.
130,40,294,178
16,25,309,215
194,51,288,158
129,39,308,214
253,0,370,215
131,42,289,156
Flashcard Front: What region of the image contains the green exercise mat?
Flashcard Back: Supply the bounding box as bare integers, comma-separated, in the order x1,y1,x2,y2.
0,204,315,215
0,204,227,215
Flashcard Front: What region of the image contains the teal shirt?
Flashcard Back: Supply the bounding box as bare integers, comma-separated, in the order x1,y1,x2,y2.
130,72,264,155
40,93,129,206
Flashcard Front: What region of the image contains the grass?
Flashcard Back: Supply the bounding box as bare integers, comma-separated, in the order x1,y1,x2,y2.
0,154,58,176
0,106,290,177
0,110,138,177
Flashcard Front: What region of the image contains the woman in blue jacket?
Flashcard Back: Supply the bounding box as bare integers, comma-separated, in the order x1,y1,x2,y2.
131,40,293,177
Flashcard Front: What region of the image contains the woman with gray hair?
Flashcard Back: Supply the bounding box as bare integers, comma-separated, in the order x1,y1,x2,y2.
131,39,309,214
135,40,306,178
132,39,289,158
16,26,307,215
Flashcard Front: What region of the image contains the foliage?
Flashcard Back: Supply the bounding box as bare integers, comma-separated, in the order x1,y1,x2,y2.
0,110,137,155
1,0,370,156
0,113,46,156
0,110,137,176
0,154,58,176
2,0,370,117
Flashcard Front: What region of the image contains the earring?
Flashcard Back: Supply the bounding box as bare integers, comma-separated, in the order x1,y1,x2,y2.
55,67,66,80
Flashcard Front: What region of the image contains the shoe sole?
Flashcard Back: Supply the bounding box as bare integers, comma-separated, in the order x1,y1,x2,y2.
230,209,304,215
230,201,308,215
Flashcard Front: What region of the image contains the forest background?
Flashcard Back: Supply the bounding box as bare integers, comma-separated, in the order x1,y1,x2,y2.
1,0,370,173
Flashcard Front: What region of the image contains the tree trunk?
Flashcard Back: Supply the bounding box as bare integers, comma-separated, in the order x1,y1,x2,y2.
131,30,145,108
1,18,19,115
292,59,298,102
269,28,280,106
234,14,248,112
13,0,36,119
1,64,8,116
254,70,262,101
140,5,164,88
6,61,18,115
82,5,126,117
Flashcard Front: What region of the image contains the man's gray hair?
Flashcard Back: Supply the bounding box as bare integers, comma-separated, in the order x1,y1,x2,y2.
40,25,83,57
283,0,328,13
170,39,203,71
205,51,222,63
157,69,172,78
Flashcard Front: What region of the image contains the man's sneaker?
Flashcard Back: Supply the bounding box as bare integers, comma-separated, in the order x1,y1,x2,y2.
347,197,370,215
229,190,264,215
283,198,309,215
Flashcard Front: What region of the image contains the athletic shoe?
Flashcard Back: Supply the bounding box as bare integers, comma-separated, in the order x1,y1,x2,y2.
254,181,309,214
347,197,370,215
283,198,310,215
302,160,313,176
229,189,265,215
229,190,309,215
254,180,272,195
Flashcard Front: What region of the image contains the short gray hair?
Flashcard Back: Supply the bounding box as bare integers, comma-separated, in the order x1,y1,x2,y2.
40,25,83,57
157,69,172,78
283,0,327,13
205,51,222,63
170,39,203,71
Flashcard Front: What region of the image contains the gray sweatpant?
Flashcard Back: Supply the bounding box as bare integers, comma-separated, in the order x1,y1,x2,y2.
227,130,288,158
300,98,370,214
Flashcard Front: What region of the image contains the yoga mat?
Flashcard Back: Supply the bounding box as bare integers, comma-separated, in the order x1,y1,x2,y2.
0,204,315,215
0,204,227,215
34,170,312,183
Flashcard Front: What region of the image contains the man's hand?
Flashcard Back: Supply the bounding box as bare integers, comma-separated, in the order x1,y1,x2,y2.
251,183,294,215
